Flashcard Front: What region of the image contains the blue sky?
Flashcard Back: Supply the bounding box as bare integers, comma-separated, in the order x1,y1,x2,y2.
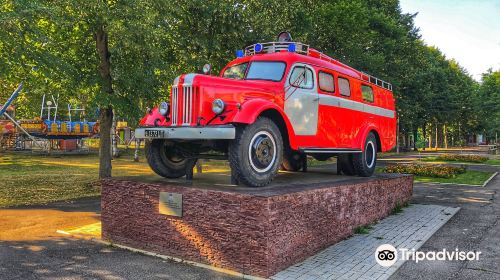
399,0,500,81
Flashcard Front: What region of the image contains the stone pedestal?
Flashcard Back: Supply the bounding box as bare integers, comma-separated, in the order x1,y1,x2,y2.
101,173,413,278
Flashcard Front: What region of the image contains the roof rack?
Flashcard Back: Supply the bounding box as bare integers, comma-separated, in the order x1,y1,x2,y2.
244,42,309,56
243,42,393,91
359,72,393,91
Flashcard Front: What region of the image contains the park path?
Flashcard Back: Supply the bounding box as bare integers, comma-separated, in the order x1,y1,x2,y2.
390,165,500,280
0,199,236,280
0,199,100,241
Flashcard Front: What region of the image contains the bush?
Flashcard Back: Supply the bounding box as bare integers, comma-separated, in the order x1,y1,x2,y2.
383,164,466,178
435,154,488,163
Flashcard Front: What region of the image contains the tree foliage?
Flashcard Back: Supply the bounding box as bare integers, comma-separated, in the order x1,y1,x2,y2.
1,0,498,173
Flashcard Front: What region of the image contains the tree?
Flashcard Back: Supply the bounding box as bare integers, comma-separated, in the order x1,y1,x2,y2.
476,69,500,142
1,0,489,167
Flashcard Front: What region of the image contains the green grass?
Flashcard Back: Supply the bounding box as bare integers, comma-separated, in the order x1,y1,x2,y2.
485,159,500,166
414,170,494,185
0,151,157,208
391,201,408,214
0,150,237,208
354,225,373,234
422,156,500,166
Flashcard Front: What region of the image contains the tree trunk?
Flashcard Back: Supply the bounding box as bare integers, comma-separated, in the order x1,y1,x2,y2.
435,121,438,150
111,113,119,158
443,124,448,149
404,132,410,150
95,26,113,95
413,128,418,151
428,123,432,149
95,25,114,179
422,122,427,150
99,106,113,178
396,118,400,153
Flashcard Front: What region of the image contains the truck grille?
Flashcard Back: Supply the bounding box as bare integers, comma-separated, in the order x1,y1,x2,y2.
171,86,179,126
170,76,197,126
182,85,193,125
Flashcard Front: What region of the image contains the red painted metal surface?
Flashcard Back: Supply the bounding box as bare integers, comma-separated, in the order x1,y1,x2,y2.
139,49,396,152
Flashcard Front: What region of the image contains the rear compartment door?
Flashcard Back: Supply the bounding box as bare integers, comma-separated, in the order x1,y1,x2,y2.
284,64,319,135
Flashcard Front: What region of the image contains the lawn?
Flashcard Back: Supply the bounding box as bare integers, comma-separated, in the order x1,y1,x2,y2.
2,151,496,207
422,156,500,166
0,151,157,208
0,150,235,208
485,159,500,165
414,170,495,185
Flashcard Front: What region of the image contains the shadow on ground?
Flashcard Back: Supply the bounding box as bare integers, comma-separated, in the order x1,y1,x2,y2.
0,238,236,280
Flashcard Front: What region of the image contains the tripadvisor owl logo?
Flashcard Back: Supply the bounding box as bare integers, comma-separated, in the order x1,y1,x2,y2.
375,244,398,267
375,244,482,266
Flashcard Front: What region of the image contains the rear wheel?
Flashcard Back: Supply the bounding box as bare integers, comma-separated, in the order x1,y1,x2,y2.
353,132,377,177
229,117,283,187
338,154,357,175
145,139,190,178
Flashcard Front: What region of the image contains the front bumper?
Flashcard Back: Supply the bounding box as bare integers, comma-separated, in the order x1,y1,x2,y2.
135,125,236,140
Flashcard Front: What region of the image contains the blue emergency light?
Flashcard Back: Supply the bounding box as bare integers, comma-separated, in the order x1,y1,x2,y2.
254,43,263,53
236,50,244,58
288,43,296,52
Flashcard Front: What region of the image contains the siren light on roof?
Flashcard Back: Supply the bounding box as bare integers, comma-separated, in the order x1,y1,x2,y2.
277,31,293,42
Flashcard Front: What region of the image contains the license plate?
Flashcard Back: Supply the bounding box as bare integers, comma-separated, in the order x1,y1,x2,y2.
145,129,165,138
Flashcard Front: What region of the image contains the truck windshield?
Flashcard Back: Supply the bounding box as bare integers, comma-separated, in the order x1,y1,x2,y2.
223,63,248,80
223,61,286,82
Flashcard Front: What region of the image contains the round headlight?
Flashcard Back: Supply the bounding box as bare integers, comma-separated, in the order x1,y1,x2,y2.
159,102,169,116
212,99,225,115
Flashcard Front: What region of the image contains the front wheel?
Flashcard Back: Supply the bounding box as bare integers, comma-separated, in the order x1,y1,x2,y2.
145,139,190,178
353,132,377,176
229,117,283,187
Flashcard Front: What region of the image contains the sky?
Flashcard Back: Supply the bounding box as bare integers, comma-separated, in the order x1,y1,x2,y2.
399,0,500,81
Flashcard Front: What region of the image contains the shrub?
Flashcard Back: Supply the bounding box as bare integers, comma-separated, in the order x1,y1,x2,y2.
435,154,488,163
383,164,466,178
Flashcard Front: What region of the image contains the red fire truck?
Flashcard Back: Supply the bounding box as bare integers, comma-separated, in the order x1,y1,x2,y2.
136,33,396,187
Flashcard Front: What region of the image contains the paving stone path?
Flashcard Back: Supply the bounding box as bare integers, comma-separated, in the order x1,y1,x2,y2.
271,204,459,280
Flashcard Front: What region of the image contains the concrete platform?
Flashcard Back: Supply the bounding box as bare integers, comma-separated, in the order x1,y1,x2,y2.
113,166,408,196
101,170,413,278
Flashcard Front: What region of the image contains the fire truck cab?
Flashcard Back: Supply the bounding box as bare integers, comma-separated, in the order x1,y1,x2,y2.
136,33,396,187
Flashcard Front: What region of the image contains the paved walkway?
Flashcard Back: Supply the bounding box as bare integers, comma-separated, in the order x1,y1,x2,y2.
391,166,500,280
271,205,459,280
0,199,237,280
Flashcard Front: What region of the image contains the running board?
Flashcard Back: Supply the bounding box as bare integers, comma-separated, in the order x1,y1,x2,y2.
299,148,362,154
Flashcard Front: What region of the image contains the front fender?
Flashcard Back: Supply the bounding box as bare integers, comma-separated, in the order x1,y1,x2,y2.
231,99,299,149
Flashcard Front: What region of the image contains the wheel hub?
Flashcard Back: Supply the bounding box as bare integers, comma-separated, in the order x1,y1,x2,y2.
365,141,375,168
249,131,277,173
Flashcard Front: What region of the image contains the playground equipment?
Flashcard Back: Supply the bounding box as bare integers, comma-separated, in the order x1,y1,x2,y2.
0,104,16,149
0,83,41,150
19,94,99,140
1,84,99,153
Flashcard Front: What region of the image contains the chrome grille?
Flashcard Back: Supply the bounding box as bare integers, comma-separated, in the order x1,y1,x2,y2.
170,83,195,126
171,86,179,126
182,85,193,125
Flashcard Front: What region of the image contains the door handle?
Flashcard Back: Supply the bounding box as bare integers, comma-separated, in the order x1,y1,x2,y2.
313,97,320,102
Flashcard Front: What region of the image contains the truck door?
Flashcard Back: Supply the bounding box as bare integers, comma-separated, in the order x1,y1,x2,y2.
284,64,319,135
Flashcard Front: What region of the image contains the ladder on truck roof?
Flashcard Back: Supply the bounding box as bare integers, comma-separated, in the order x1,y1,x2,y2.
244,41,393,91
